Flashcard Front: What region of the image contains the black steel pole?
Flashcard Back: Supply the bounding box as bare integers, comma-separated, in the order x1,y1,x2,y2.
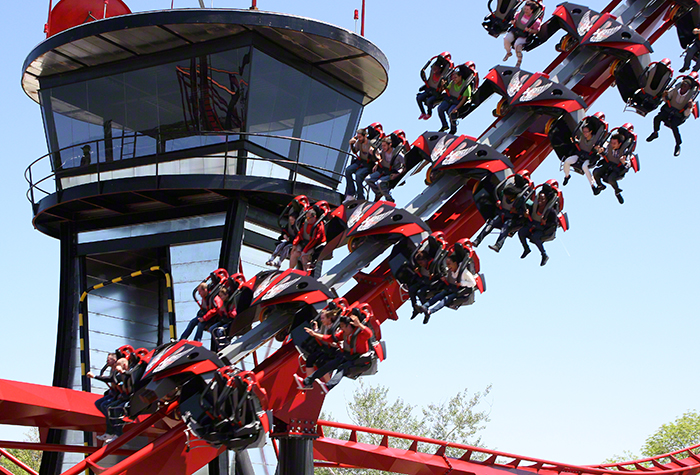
233,450,255,475
40,222,80,475
276,437,314,475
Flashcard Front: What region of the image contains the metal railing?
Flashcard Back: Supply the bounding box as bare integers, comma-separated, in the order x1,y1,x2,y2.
316,420,700,475
0,447,38,475
24,131,354,207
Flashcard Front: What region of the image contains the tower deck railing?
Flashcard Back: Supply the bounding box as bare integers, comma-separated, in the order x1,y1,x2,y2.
25,132,354,207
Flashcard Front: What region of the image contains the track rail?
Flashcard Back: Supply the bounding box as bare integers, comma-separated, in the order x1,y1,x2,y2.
314,420,700,475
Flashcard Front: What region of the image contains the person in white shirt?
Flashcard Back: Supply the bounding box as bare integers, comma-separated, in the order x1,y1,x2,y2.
418,253,477,324
647,77,696,156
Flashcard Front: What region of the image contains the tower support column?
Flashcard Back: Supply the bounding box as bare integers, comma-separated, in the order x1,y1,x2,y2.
276,437,315,475
219,197,249,273
273,419,318,475
41,222,81,475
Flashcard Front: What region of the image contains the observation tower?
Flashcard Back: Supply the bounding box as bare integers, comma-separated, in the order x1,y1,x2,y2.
21,0,387,473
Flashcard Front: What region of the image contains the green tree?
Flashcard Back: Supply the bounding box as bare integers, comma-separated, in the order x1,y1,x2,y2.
316,381,492,474
602,450,641,465
604,410,700,464
641,411,700,457
0,428,41,473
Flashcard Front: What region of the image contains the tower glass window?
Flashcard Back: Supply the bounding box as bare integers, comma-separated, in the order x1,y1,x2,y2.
41,46,252,169
39,43,361,182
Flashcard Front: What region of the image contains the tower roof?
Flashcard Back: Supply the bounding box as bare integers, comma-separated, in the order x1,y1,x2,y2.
22,8,389,106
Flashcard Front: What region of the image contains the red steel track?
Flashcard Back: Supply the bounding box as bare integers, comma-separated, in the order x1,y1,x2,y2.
0,1,691,474
314,420,700,475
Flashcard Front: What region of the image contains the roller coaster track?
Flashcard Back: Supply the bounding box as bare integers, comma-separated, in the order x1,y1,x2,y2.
0,1,691,474
314,420,700,475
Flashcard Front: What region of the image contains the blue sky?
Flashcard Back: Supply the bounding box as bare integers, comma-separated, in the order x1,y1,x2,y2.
1,0,699,467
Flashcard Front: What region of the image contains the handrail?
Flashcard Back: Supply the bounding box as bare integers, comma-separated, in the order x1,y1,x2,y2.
0,447,38,475
24,131,355,206
593,445,700,471
316,420,700,475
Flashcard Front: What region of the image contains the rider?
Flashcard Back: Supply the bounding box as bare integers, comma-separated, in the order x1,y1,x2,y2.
593,133,627,204
344,128,374,201
504,1,543,68
88,353,119,442
302,307,341,382
646,75,697,156
437,64,473,134
89,352,129,444
518,188,558,266
180,282,224,342
473,172,534,252
418,253,477,324
290,206,326,272
206,285,235,336
300,312,375,392
680,27,700,73
562,123,599,193
365,136,406,203
407,251,433,320
417,52,452,120
266,214,297,268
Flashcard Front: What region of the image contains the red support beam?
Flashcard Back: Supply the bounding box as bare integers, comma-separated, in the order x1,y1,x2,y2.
0,379,103,432
97,423,223,475
60,405,176,475
0,441,135,457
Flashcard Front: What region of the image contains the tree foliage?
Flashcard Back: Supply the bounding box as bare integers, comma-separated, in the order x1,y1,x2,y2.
602,450,641,465
641,411,700,457
316,380,492,474
605,410,700,464
0,428,41,473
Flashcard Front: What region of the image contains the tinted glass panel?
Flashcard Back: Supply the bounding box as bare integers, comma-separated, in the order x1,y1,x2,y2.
40,43,359,186
248,49,361,177
298,82,358,177
43,47,251,169
247,50,309,158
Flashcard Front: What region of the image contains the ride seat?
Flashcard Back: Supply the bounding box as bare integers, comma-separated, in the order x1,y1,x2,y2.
345,352,378,379
644,63,673,97
449,288,476,309
412,234,447,272
452,242,479,274
428,249,448,278
495,0,521,21
583,118,608,145
540,226,557,243
618,133,636,156
367,124,385,149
